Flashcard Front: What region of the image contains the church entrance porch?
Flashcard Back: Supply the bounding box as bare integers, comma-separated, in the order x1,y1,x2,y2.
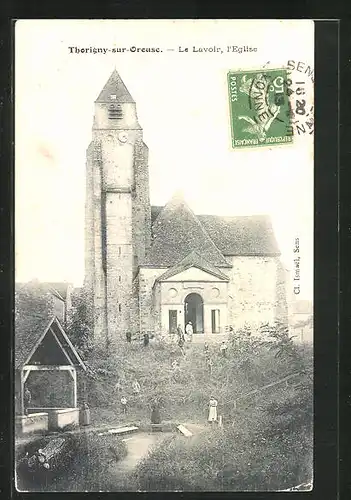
184,293,204,333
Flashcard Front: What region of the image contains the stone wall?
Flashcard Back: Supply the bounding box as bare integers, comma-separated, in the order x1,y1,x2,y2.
159,278,229,335
132,137,151,272
28,408,79,431
85,98,151,347
138,268,165,334
15,413,49,435
224,256,284,332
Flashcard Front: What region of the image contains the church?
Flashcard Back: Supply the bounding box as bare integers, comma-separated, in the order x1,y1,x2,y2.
84,70,288,347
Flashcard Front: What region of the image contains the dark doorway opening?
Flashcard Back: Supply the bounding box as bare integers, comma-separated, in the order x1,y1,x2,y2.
184,293,204,333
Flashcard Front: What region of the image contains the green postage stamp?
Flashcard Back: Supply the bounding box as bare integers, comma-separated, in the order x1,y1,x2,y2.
228,68,293,148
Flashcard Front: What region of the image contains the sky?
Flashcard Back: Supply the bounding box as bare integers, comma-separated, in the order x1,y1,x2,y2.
15,20,314,299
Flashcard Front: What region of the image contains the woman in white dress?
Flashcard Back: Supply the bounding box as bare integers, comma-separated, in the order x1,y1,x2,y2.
208,396,218,424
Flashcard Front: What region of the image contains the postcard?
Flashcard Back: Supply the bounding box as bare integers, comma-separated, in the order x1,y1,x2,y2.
15,19,314,492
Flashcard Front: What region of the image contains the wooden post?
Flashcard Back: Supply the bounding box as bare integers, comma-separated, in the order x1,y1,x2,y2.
72,369,77,408
20,369,24,415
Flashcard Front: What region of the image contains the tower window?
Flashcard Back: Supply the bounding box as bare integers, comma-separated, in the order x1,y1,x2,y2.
118,247,121,256
108,104,123,120
119,276,121,282
119,304,122,312
110,94,117,100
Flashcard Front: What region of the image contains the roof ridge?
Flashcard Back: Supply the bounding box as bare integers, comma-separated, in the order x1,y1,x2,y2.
155,195,230,267
186,204,231,267
156,251,229,282
95,69,135,103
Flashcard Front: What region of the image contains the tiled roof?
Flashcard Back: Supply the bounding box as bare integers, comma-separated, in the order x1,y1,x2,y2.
96,69,135,103
15,282,83,369
156,251,230,282
147,201,280,267
15,313,53,369
145,193,231,268
151,205,163,224
16,282,72,301
198,214,280,256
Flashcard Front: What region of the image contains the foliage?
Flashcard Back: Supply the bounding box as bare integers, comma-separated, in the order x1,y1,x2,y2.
16,432,128,492
60,432,128,491
66,288,94,356
15,280,55,329
130,323,313,491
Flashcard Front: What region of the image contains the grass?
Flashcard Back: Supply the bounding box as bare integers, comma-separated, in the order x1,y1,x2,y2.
81,334,307,427
79,331,313,492
16,431,128,492
20,328,313,491
133,378,313,491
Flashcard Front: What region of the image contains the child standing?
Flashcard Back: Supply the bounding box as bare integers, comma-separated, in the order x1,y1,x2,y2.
121,396,128,414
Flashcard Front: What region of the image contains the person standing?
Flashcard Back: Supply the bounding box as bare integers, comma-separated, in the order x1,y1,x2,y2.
132,379,141,395
115,379,123,392
208,396,218,425
143,332,149,347
185,321,193,342
171,359,179,370
121,396,128,414
207,357,213,375
126,331,132,343
178,334,185,355
220,340,228,357
150,401,161,424
177,324,184,341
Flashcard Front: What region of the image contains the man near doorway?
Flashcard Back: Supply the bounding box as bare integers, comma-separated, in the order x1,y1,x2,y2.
185,321,193,342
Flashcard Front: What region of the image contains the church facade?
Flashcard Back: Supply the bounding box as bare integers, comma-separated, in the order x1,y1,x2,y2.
84,70,288,347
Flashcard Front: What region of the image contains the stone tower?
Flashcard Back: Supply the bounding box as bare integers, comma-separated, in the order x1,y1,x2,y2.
84,69,151,348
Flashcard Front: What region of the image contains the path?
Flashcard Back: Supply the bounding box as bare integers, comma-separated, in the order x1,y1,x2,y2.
114,432,172,473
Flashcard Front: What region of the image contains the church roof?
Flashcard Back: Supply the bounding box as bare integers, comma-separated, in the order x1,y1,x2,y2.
156,251,230,282
198,214,280,256
96,69,135,103
149,204,280,259
145,193,231,268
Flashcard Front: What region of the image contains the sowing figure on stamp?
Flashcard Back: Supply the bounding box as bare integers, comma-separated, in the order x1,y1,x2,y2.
238,74,281,141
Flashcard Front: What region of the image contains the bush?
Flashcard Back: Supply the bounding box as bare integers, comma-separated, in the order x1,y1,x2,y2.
132,326,313,491
61,432,128,491
134,374,312,491
16,431,128,492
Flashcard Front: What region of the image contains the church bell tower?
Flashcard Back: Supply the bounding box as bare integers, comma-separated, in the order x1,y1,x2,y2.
84,70,151,349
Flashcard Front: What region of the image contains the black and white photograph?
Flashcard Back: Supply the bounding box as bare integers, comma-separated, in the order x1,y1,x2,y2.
15,19,314,492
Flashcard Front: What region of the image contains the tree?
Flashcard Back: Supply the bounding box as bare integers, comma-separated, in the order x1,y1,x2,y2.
66,288,93,356
15,280,55,328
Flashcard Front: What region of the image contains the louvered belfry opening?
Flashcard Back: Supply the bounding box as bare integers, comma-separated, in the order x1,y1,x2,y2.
108,103,123,119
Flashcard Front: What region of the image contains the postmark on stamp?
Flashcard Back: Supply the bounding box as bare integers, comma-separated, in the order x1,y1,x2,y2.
285,60,314,138
228,68,293,149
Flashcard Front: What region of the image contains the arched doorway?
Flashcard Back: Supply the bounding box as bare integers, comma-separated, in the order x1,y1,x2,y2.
184,293,204,333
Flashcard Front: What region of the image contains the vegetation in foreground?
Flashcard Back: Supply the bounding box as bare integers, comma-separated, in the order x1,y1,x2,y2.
17,286,313,491
16,431,128,492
